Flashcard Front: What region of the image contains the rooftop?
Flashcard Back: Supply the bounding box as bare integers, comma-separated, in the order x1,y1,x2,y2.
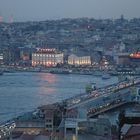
35,48,62,54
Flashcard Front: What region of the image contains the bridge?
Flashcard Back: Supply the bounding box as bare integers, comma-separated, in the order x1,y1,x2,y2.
88,101,136,118
65,77,140,118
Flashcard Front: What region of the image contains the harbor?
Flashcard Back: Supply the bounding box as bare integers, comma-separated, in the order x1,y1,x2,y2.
0,72,140,140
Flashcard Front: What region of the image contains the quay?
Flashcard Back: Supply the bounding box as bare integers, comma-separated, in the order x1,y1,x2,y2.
2,66,140,76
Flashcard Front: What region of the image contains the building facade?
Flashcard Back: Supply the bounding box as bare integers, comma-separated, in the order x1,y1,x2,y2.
68,54,91,66
0,52,4,64
115,53,130,65
116,52,140,66
129,52,140,66
32,48,63,67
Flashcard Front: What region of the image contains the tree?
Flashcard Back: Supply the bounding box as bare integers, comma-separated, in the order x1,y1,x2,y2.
85,84,92,93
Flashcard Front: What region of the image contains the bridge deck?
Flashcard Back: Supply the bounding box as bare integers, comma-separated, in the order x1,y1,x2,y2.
88,101,136,118
66,78,140,110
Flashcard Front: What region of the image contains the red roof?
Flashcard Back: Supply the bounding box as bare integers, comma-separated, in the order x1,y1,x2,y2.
36,48,56,54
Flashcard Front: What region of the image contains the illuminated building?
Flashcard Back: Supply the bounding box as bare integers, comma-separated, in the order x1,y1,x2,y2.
100,56,109,65
116,52,140,66
129,52,140,66
116,53,130,65
130,52,140,59
68,54,91,66
19,47,32,61
0,53,4,64
99,56,110,70
32,48,63,67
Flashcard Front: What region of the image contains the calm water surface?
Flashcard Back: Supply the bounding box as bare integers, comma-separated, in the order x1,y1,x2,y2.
0,72,118,122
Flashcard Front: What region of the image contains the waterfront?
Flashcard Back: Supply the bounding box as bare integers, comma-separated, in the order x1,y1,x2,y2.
0,72,118,122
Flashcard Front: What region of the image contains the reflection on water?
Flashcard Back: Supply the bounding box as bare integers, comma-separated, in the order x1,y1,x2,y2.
39,87,56,94
36,73,57,94
38,73,57,84
0,72,118,122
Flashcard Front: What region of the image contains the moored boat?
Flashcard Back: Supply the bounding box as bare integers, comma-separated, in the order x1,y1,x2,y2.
102,73,111,80
50,69,72,74
93,70,103,76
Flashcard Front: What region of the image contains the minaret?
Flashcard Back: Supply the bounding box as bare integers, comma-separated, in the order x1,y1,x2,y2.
9,15,14,23
0,11,3,23
120,14,124,21
0,16,3,22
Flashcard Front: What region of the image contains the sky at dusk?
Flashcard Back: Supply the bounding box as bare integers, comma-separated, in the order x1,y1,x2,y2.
0,0,140,22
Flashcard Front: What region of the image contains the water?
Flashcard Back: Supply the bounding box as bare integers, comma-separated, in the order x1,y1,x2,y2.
0,72,118,122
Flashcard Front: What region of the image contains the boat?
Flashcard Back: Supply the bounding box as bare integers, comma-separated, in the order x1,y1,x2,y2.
50,69,72,74
102,73,111,80
79,70,93,75
93,70,103,76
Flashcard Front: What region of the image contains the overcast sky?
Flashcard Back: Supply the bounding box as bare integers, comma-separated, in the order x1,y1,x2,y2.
0,0,140,22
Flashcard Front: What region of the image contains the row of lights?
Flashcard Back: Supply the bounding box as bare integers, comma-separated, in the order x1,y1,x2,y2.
32,62,58,66
33,54,56,57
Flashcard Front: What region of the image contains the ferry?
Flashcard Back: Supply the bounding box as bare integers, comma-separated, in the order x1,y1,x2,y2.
102,73,111,80
93,70,103,76
79,70,93,75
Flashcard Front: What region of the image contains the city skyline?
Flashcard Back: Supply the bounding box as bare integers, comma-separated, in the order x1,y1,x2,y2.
0,0,140,22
